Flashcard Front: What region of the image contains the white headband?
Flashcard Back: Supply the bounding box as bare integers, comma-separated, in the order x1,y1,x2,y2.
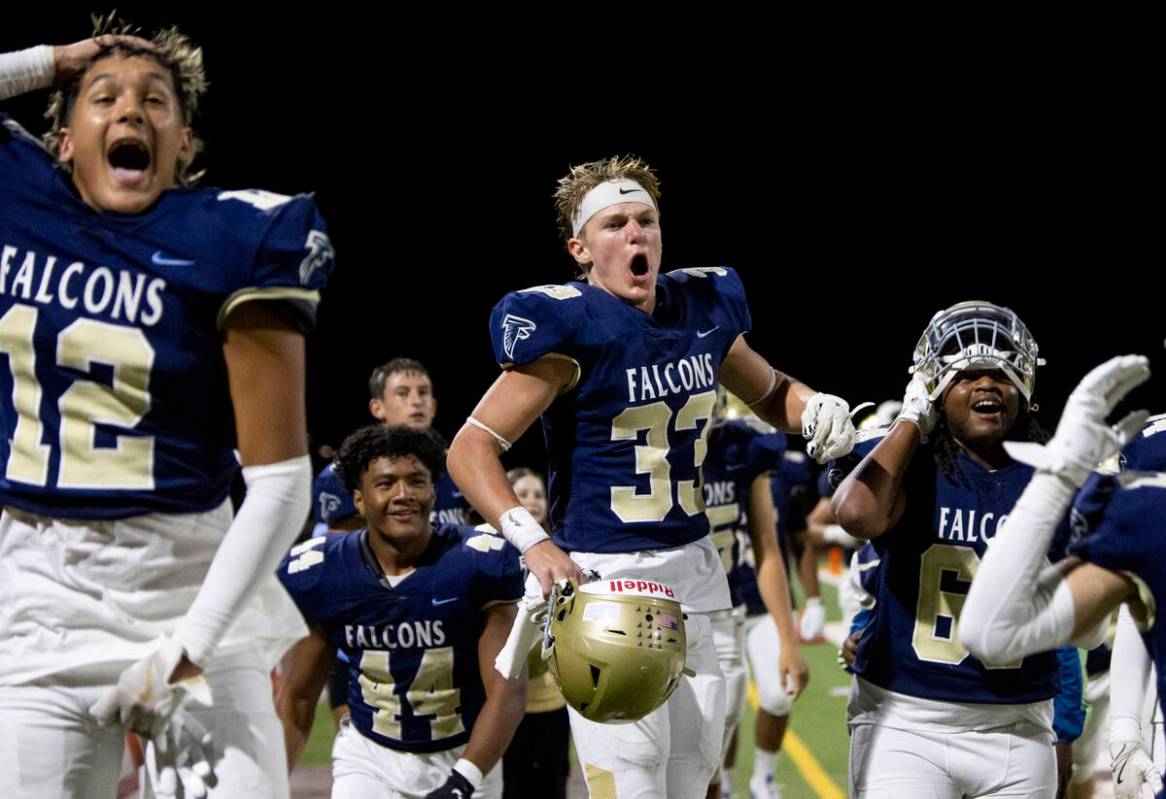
571,180,657,237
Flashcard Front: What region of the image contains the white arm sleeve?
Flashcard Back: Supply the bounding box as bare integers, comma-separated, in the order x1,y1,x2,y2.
962,471,1080,664
1110,603,1153,737
0,46,54,102
173,455,311,664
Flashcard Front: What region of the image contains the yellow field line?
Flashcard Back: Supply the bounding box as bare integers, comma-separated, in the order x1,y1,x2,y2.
747,682,846,799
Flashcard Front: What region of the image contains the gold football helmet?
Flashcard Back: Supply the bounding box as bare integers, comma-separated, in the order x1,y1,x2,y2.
542,579,687,723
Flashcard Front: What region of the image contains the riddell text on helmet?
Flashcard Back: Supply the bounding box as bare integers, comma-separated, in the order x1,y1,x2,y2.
605,579,676,599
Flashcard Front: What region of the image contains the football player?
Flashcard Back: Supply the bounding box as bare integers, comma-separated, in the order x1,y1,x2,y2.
277,425,524,798
312,358,473,731
703,392,809,799
0,23,332,798
312,357,470,532
963,365,1166,799
831,301,1070,798
447,155,856,798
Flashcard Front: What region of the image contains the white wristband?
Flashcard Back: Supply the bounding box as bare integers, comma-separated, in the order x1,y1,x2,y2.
453,758,484,790
499,505,550,554
0,46,55,102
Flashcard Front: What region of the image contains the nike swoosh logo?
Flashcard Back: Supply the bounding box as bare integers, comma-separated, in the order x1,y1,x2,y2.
618,187,639,195
697,326,719,338
451,490,463,498
432,597,458,606
152,251,195,267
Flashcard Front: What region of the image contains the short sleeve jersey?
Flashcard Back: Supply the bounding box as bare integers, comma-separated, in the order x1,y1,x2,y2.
278,524,522,753
488,267,751,553
830,430,1064,704
702,419,784,612
0,114,334,518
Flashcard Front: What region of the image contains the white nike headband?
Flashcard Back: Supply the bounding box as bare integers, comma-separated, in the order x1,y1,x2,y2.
572,180,657,237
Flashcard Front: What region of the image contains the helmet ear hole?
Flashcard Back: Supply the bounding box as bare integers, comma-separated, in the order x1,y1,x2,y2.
546,582,688,723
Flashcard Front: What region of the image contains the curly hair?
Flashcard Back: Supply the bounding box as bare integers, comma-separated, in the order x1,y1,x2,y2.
44,13,208,185
552,154,661,244
334,425,447,494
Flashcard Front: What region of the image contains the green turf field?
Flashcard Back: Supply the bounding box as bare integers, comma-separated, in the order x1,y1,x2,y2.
734,576,850,798
300,568,854,798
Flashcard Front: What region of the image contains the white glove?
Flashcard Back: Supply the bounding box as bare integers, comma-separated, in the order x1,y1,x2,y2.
142,707,217,799
495,573,552,679
896,373,938,435
495,569,600,678
799,597,826,641
802,393,856,464
90,636,212,736
1006,356,1150,488
1110,717,1163,799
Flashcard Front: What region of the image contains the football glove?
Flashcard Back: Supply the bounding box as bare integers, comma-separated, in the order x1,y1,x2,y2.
1006,356,1150,488
802,393,856,464
424,769,476,798
896,373,938,435
1111,737,1162,799
141,708,217,799
799,597,826,641
90,636,212,736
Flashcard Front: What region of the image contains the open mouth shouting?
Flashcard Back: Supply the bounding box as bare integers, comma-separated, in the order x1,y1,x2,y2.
106,138,153,189
629,253,650,279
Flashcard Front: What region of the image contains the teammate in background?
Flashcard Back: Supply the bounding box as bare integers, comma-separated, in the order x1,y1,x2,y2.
500,467,571,799
965,393,1166,799
277,425,524,798
703,391,808,799
0,25,332,798
312,357,470,532
448,156,856,798
832,301,1070,798
313,358,471,729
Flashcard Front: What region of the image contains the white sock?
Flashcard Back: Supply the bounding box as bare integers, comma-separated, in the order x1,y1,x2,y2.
721,766,734,796
752,748,777,784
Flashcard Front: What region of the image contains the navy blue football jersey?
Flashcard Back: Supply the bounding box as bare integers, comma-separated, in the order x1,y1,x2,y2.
279,524,522,753
833,430,1064,704
488,268,750,553
772,448,815,554
1070,474,1166,766
1072,414,1166,543
702,419,784,612
0,114,333,519
312,463,471,528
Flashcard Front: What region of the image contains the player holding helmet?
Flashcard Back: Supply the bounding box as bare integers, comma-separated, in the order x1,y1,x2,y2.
448,155,853,798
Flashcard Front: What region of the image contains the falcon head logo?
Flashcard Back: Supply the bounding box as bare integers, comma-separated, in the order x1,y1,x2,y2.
300,230,335,286
501,314,537,360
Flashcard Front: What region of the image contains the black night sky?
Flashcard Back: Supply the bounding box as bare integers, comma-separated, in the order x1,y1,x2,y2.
3,12,1157,474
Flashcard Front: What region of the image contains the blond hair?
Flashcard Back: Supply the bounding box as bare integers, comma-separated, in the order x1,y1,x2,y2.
552,155,661,244
44,13,209,185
